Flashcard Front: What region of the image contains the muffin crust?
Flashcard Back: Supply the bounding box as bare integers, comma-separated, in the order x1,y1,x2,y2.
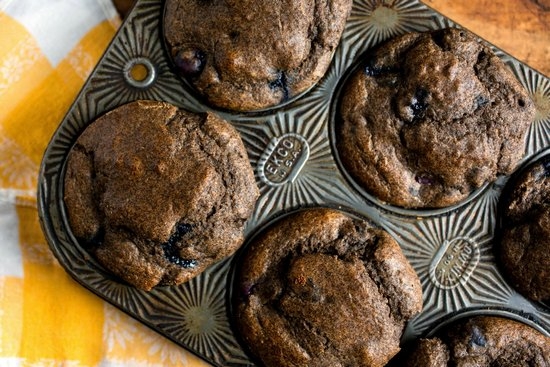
337,28,535,208
497,154,550,303
164,0,353,111
404,316,550,366
64,100,259,290
233,208,422,367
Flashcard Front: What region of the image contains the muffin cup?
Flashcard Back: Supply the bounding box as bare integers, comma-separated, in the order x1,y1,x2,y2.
160,0,346,115
329,50,492,218
228,205,423,366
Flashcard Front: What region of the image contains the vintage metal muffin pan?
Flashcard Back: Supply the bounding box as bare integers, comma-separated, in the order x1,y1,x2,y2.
38,0,550,365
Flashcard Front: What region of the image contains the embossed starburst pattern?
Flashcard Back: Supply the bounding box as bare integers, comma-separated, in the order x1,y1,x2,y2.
235,110,360,226
86,0,200,114
511,65,550,156
383,189,516,337
344,0,435,60
144,259,251,366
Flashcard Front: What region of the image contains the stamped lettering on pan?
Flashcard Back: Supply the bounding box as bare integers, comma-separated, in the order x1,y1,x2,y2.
429,237,480,289
258,134,310,186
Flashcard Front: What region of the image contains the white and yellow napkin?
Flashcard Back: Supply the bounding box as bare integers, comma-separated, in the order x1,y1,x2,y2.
0,0,209,365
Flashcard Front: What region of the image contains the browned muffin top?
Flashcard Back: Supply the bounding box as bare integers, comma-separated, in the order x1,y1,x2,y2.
233,208,422,367
497,154,550,303
64,100,259,290
337,27,535,209
163,0,352,111
404,316,550,366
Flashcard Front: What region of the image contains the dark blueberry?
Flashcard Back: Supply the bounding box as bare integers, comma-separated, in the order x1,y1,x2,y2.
364,57,381,76
161,223,196,268
415,173,435,185
165,253,197,268
364,65,380,77
269,71,290,102
364,57,399,77
174,49,206,77
168,223,192,245
162,241,197,268
475,95,489,108
411,88,429,120
241,282,256,297
469,325,487,347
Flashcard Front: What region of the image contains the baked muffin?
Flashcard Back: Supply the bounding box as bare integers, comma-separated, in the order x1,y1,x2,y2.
336,27,536,209
63,100,259,291
233,208,423,367
163,0,352,111
403,316,550,366
497,154,550,303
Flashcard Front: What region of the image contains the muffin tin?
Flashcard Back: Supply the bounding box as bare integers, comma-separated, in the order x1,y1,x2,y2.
37,0,550,365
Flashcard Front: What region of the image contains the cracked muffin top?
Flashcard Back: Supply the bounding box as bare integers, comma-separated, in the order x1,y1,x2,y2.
233,208,422,367
163,0,352,112
402,316,550,367
63,100,259,291
336,27,536,209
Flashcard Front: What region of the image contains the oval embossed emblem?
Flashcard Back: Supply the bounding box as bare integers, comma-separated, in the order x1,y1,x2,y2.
258,133,309,186
429,237,480,289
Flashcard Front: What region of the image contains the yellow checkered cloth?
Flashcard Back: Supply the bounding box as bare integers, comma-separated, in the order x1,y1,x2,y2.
0,1,209,365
